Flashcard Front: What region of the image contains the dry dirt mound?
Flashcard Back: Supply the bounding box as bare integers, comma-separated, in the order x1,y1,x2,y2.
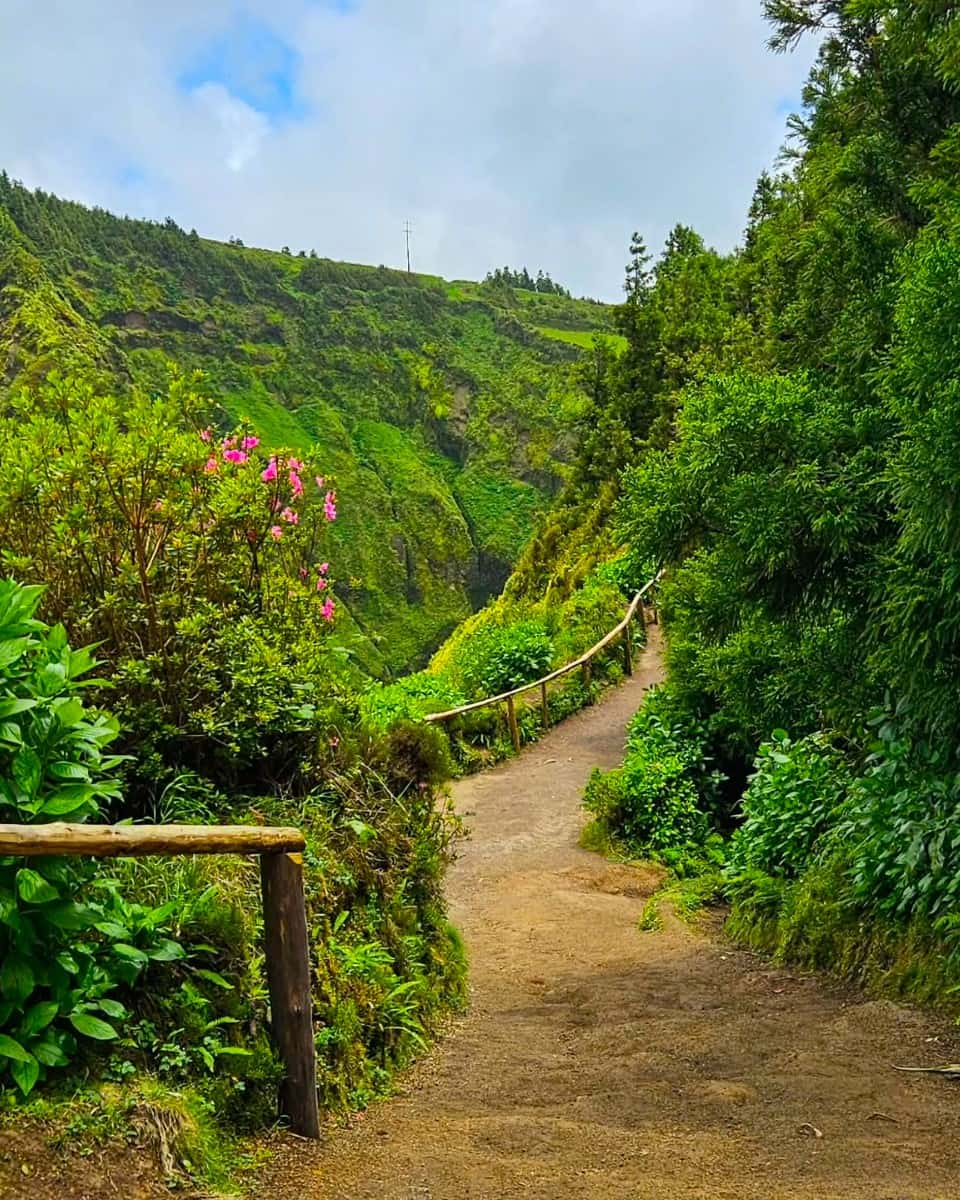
257,628,960,1200
0,1126,174,1200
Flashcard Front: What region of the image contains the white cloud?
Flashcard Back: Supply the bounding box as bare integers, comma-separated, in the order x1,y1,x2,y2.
0,0,818,299
189,83,270,173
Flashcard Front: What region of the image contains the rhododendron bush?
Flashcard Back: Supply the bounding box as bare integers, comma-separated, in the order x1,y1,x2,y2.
0,371,347,807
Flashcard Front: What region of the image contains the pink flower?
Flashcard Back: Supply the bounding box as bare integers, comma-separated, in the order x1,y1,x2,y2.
261,458,278,483
289,458,305,472
318,562,329,574
281,507,299,525
321,597,335,622
289,470,304,498
299,566,309,580
270,525,283,541
204,456,218,474
199,428,212,442
324,490,337,522
329,736,340,748
222,437,236,450
223,448,248,464
316,576,326,592
315,475,325,489
241,435,260,451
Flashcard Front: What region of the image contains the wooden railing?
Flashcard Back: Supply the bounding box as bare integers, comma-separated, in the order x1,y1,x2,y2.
424,572,662,750
0,822,320,1139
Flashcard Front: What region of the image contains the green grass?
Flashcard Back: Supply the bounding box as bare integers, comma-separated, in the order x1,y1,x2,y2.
534,325,628,353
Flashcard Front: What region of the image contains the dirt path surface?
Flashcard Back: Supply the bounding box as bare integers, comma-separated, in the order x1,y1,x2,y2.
262,630,960,1199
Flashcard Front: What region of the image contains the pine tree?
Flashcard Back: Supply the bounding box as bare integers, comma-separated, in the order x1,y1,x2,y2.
624,232,652,302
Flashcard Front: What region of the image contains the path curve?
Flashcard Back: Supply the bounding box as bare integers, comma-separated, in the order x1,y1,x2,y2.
263,629,960,1199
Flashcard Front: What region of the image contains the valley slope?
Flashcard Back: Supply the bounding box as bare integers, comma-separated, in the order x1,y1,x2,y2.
0,174,615,670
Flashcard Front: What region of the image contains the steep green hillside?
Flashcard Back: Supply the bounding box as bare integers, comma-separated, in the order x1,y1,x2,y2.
0,174,616,669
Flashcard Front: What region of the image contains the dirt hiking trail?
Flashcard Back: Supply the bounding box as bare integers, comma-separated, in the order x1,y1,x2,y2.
259,629,960,1199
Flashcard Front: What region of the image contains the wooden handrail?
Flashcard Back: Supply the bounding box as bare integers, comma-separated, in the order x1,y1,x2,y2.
424,571,662,729
0,822,305,858
0,821,319,1140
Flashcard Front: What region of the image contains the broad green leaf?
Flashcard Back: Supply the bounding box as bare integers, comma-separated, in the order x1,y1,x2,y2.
10,1053,39,1096
0,956,35,1004
11,747,41,798
67,645,100,680
93,921,129,940
16,868,59,905
149,940,185,963
112,943,149,964
44,902,95,930
48,761,90,781
41,785,98,817
20,1000,59,1036
0,1033,31,1062
143,899,179,928
0,637,32,669
69,1011,117,1041
96,998,126,1020
0,698,37,719
51,698,84,727
32,1039,69,1067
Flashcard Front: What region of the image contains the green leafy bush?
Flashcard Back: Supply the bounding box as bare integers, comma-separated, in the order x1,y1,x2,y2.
840,714,960,921
455,619,554,698
0,580,181,1096
553,577,629,663
0,374,341,810
359,672,465,731
583,688,720,858
727,732,853,879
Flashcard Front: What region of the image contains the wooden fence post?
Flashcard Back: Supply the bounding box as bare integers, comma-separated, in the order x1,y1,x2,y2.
582,658,592,692
260,851,320,1139
540,681,549,729
506,694,521,753
622,623,633,676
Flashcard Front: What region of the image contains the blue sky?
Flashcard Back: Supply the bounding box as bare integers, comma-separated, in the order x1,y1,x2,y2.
177,14,307,122
0,1,819,299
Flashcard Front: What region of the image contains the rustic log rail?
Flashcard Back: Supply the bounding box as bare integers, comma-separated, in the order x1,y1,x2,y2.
424,572,662,750
0,821,320,1139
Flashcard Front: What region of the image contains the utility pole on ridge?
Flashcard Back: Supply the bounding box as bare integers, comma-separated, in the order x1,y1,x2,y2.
403,220,412,274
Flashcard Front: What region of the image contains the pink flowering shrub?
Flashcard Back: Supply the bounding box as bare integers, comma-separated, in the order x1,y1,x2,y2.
0,370,344,803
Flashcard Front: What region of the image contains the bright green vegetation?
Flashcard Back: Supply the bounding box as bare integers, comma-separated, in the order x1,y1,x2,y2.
485,1,960,1016
362,565,639,772
0,176,618,672
0,380,466,1178
0,141,620,1176
12,0,960,1178
534,326,629,355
